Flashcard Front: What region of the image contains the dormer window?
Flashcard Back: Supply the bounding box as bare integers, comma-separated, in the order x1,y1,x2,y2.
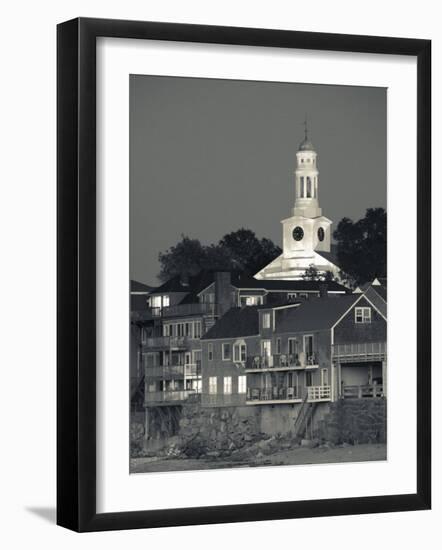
355,307,371,323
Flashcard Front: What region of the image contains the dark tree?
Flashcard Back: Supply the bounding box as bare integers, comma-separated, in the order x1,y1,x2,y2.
218,228,281,275
333,208,386,285
302,265,336,282
158,236,207,282
157,229,281,282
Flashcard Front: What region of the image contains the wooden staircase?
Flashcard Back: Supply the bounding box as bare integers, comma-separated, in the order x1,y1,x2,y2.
293,392,317,440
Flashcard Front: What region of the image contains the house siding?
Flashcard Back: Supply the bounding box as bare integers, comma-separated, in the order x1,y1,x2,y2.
334,297,386,344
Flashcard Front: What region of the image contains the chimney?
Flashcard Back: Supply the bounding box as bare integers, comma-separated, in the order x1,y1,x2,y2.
319,282,328,298
215,271,232,317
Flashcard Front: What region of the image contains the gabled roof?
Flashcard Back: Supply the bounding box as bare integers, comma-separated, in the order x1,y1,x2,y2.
363,286,387,319
275,295,362,333
201,307,260,340
130,280,154,293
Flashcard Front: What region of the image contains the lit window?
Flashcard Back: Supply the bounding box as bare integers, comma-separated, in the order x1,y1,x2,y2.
262,312,271,329
222,343,231,360
163,324,170,337
355,307,371,324
208,343,213,361
162,295,170,307
224,376,232,395
233,343,247,362
209,377,217,394
238,375,247,394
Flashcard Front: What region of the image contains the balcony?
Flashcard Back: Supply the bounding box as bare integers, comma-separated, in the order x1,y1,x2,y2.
144,389,199,406
142,336,189,350
145,361,201,379
246,386,303,405
245,353,318,372
332,342,386,363
307,385,331,402
161,302,217,318
342,384,384,399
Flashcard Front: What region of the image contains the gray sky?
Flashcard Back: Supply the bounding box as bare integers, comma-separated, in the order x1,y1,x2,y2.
130,75,386,286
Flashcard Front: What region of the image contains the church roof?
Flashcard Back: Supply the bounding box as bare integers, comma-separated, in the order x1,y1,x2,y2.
298,137,315,151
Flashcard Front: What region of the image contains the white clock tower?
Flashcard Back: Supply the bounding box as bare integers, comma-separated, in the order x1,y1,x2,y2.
255,124,340,280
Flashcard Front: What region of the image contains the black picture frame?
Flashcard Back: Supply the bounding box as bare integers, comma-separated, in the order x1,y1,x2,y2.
57,17,431,532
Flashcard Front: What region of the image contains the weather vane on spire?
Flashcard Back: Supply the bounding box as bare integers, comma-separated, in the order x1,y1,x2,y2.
303,116,308,140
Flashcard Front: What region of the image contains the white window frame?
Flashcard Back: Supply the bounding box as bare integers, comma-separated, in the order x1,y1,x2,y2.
208,342,213,361
223,376,232,395
355,306,372,324
209,376,217,395
238,375,247,394
262,312,271,329
321,368,329,386
222,343,231,361
233,342,247,362
287,292,297,301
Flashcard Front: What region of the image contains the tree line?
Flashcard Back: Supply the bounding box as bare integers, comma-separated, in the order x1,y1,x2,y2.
157,208,386,287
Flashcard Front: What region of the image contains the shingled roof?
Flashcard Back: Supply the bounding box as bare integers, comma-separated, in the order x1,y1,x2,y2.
201,307,261,340
274,294,362,333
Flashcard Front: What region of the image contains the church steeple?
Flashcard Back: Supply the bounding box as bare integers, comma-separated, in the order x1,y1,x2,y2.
253,122,339,281
293,122,321,218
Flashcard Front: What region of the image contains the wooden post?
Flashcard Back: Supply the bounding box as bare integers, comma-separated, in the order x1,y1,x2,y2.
382,360,387,397
144,408,150,442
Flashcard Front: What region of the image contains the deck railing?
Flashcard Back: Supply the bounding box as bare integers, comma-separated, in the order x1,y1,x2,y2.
161,302,217,318
245,353,318,371
307,385,331,401
342,384,384,398
142,336,190,349
332,342,386,362
246,386,301,401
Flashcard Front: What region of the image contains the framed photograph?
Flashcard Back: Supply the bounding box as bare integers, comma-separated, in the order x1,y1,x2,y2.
57,17,431,532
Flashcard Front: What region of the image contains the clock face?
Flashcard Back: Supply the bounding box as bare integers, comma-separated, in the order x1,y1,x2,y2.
292,226,304,241
317,227,325,242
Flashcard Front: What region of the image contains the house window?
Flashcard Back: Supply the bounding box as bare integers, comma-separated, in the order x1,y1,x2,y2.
288,293,297,301
240,295,263,306
208,343,213,361
299,293,308,299
321,368,329,386
224,376,232,395
262,312,271,329
304,335,314,362
306,371,313,387
162,295,170,307
355,307,371,324
238,375,247,394
276,338,281,354
222,343,231,361
233,342,247,362
300,177,305,197
194,321,202,338
163,324,170,337
209,377,217,394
